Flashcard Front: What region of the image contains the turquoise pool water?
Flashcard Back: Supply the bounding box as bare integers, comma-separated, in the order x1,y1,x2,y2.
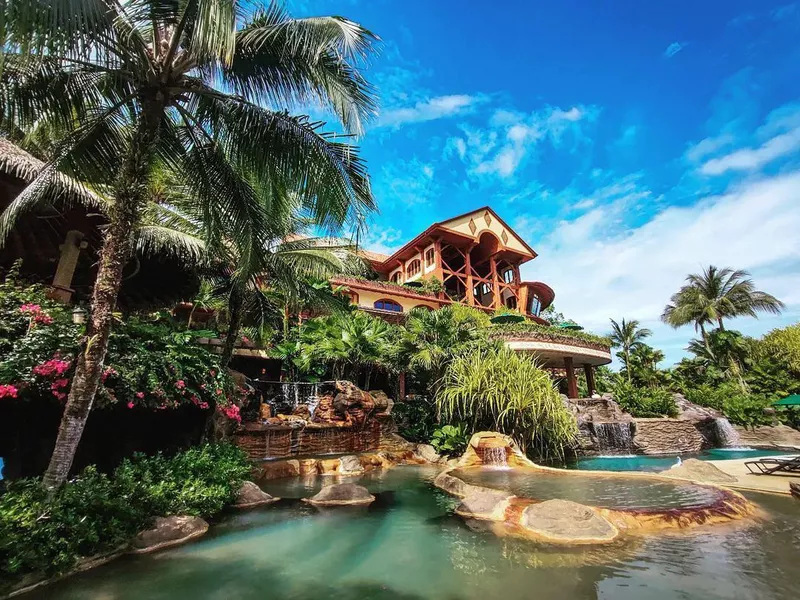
570,448,790,472
451,467,724,510
23,465,800,600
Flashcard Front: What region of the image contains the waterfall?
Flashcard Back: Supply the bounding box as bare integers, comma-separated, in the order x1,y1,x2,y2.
481,447,508,467
593,422,634,455
712,417,743,448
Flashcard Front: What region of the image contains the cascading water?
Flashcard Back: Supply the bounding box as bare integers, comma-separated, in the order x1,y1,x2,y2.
481,447,508,467
712,417,743,448
593,422,634,455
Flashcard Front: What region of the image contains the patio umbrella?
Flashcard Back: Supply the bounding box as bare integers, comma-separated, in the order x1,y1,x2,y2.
773,395,800,407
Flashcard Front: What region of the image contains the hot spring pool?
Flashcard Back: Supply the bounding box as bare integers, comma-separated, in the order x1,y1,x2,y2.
568,448,790,472
23,466,800,600
450,467,725,510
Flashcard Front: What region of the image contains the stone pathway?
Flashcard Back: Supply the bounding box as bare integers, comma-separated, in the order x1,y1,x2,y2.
707,457,800,496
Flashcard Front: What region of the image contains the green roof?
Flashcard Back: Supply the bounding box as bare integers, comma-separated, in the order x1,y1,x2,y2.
773,395,800,406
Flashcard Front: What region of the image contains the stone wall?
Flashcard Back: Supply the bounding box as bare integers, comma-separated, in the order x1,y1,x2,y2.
633,419,707,455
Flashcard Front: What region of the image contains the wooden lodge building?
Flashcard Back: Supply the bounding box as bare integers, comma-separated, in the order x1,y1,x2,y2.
333,207,612,398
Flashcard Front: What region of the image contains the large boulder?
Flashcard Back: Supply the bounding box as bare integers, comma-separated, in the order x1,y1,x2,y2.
338,454,365,475
674,394,721,422
660,458,738,484
414,443,443,464
455,489,513,521
234,481,280,509
333,381,375,427
302,483,375,506
130,516,209,554
371,390,394,415
521,500,619,544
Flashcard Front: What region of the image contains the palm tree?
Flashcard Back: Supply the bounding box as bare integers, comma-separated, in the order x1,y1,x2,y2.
397,305,490,397
609,318,652,382
662,266,784,340
2,1,377,488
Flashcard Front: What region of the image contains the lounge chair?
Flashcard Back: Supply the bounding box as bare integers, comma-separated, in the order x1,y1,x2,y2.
745,455,800,475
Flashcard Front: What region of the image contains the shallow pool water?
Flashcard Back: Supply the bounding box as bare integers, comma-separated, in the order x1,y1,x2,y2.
451,467,724,510
569,448,790,472
25,466,800,600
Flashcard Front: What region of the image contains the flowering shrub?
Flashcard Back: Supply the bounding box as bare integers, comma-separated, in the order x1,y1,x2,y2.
0,269,245,420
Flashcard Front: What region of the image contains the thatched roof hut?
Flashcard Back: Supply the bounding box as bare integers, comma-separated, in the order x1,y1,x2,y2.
0,138,198,308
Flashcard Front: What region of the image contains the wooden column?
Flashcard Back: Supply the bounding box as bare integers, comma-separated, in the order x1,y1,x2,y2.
584,364,595,396
49,230,87,303
398,372,407,400
490,257,502,310
465,245,475,306
564,356,578,399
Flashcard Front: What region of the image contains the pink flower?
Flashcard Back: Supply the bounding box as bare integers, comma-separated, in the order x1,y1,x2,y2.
190,395,200,405
52,378,70,389
199,401,209,410
127,401,134,409
135,391,145,399
222,404,242,424
241,336,251,344
157,403,167,410
19,303,42,314
215,388,223,396
0,384,19,398
33,313,54,325
101,367,117,382
175,380,185,389
33,358,71,378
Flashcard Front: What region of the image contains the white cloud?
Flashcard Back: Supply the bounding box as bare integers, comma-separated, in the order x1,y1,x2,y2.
663,42,684,58
362,225,404,256
378,94,486,128
377,157,439,208
449,104,599,179
684,134,736,163
700,126,800,175
522,172,800,364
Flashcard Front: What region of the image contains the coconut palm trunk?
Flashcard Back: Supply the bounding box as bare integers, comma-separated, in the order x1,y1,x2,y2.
43,103,164,488
221,284,245,368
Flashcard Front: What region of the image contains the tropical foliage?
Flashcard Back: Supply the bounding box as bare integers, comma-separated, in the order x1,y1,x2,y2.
430,424,469,457
0,444,249,589
1,0,378,487
0,273,243,415
608,318,652,381
436,346,577,457
612,381,677,418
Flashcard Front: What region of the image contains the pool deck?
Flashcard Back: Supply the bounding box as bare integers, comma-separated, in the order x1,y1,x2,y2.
707,456,800,496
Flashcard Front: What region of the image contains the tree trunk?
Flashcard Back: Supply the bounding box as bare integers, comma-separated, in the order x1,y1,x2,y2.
43,101,164,489
625,348,631,383
717,317,725,331
699,322,712,354
221,284,245,368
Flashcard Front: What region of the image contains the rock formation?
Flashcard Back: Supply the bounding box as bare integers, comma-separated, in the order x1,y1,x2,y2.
130,516,209,553
521,499,619,544
303,483,376,506
234,481,280,508
659,458,738,484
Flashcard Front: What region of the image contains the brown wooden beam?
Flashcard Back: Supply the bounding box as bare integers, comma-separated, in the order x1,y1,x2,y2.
584,364,595,396
564,356,578,399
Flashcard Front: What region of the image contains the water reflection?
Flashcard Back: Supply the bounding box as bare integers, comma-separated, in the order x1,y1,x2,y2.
24,467,800,600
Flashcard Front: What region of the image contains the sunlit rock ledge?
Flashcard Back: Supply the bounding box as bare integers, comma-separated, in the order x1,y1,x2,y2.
435,432,758,545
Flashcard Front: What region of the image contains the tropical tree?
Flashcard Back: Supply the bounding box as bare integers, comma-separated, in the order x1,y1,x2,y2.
662,266,784,342
687,329,751,390
627,343,666,388
436,345,577,457
608,318,652,381
298,311,399,388
397,304,491,396
1,1,378,488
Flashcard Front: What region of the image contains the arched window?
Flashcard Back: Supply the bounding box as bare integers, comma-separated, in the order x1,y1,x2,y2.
374,298,403,312
391,271,402,283
424,247,435,267
407,259,421,277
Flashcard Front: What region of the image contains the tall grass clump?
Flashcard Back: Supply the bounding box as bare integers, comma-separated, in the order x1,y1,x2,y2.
436,346,577,457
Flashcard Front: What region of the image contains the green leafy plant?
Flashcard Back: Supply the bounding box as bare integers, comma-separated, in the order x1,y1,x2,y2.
489,321,611,350
430,424,469,457
392,396,439,443
437,346,577,457
0,444,250,588
684,383,776,428
612,381,677,418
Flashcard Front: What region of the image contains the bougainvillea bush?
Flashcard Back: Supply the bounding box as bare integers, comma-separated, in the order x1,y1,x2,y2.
0,267,244,422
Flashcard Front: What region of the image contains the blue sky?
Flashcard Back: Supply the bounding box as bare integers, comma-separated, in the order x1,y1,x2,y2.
291,0,800,365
